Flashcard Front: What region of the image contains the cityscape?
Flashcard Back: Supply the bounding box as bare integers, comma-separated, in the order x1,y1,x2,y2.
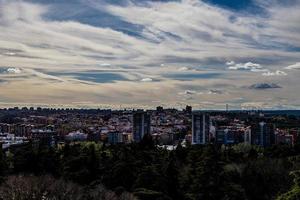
0,106,298,149
0,106,300,199
1,0,300,199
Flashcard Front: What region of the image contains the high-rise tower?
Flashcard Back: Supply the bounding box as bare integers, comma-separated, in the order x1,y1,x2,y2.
192,113,210,144
133,111,151,142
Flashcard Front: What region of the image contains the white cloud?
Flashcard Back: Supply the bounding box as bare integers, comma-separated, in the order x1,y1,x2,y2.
262,70,287,76
140,78,153,82
100,63,111,67
250,68,269,72
226,61,235,66
285,62,300,70
226,62,284,75
4,52,16,56
178,67,190,71
228,62,264,71
208,89,223,95
6,67,22,74
178,89,224,96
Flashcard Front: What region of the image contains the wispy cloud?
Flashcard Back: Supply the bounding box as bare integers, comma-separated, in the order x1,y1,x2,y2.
227,62,264,71
0,0,299,109
285,62,300,70
262,70,287,76
227,61,288,76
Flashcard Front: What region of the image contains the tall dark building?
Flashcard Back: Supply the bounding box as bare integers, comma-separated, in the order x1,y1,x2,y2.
185,105,192,114
156,106,164,113
192,113,210,144
133,111,151,142
251,122,275,147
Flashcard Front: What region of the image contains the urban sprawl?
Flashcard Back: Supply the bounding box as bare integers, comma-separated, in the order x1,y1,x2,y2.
0,106,299,150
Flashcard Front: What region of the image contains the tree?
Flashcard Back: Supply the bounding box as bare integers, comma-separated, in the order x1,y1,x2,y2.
181,145,225,200
134,166,167,193
165,152,182,200
11,143,37,174
133,188,171,200
0,148,7,183
242,158,292,200
277,170,300,200
0,175,84,200
0,175,136,200
140,134,155,149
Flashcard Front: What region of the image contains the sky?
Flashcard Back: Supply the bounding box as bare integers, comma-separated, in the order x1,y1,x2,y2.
0,0,300,110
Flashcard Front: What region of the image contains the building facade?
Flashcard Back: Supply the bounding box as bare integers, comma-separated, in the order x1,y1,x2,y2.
108,132,123,144
251,122,275,147
192,113,210,144
133,111,151,142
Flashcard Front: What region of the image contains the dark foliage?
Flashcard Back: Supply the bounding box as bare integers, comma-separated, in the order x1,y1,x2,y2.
0,141,300,200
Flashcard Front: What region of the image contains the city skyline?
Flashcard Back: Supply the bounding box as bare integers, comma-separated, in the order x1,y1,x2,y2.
0,0,300,109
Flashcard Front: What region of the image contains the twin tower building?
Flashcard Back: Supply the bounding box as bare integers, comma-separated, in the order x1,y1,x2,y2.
132,111,211,144
133,111,274,147
191,113,275,147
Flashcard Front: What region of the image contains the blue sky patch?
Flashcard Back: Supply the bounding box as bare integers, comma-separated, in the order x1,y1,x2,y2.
46,71,128,83
203,0,265,14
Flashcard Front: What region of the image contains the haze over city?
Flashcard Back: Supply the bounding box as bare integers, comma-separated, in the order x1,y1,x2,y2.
0,0,300,109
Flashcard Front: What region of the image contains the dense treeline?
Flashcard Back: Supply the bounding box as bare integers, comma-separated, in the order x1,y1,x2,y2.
1,138,300,200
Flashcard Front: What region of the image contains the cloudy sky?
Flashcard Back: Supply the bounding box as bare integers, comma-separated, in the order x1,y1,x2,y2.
0,0,300,109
